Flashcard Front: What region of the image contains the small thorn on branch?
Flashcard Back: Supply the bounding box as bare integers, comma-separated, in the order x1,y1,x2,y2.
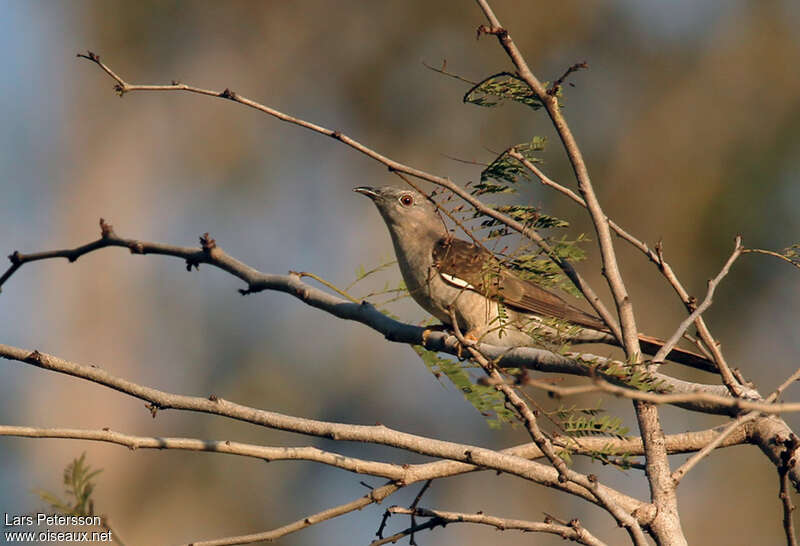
26,350,44,364
145,402,159,418
200,232,216,251
476,24,507,40
8,251,21,265
99,218,114,238
239,285,262,295
76,50,100,63
219,88,237,100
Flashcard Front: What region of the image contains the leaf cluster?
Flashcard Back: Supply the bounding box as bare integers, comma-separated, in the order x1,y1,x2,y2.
589,359,671,393
561,412,629,440
464,72,546,110
36,453,102,517
503,235,588,296
412,346,515,429
473,137,546,196
782,243,800,265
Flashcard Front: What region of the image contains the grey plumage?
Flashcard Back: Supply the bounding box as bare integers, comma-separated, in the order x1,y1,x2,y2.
355,185,713,368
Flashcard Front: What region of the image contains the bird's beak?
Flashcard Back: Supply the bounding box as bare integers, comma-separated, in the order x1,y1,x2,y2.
353,186,380,199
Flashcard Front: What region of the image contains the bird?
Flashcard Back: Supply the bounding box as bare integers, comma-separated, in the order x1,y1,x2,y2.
354,185,713,369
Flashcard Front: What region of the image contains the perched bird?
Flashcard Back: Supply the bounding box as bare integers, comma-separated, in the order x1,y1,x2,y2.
354,185,712,369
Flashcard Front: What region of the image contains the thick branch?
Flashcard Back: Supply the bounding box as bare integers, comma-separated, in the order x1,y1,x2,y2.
0,343,647,519
0,426,407,480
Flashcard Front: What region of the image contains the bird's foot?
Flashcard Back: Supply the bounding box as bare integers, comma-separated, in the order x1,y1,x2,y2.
454,330,479,359
421,324,449,347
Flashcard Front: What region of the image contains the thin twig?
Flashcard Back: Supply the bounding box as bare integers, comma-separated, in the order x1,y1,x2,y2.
743,248,800,270
190,481,402,546
421,59,478,85
769,367,800,403
651,236,743,398
294,271,359,303
379,506,608,546
521,375,800,414
408,480,433,546
671,411,760,485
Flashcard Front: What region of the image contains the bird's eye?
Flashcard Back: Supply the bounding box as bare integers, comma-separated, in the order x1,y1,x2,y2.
399,194,414,207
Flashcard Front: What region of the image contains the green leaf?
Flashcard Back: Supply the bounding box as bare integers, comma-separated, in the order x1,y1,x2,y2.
478,137,547,191
412,346,515,429
484,205,569,230
36,453,103,517
464,72,545,110
562,413,629,440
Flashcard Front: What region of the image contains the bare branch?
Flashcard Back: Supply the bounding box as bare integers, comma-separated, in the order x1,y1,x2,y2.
0,343,648,518
769,367,800,403
743,247,800,270
0,426,407,480
670,411,761,485
191,481,402,546
523,375,800,415
781,467,799,546
380,506,608,546
651,236,744,397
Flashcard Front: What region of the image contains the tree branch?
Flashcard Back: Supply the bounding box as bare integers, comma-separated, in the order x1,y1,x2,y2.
448,308,647,543
190,481,402,546
473,3,685,540
379,506,608,546
650,237,743,398
0,426,407,480
0,343,648,520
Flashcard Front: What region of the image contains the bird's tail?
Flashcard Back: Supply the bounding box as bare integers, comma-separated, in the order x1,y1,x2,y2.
637,333,716,372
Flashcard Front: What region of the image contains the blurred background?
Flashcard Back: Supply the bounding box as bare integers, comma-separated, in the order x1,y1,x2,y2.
1,0,799,544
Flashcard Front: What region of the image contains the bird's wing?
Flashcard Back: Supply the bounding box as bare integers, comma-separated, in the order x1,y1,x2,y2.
432,238,607,331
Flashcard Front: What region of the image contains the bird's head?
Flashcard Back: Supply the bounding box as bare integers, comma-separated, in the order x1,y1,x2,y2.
353,186,445,238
